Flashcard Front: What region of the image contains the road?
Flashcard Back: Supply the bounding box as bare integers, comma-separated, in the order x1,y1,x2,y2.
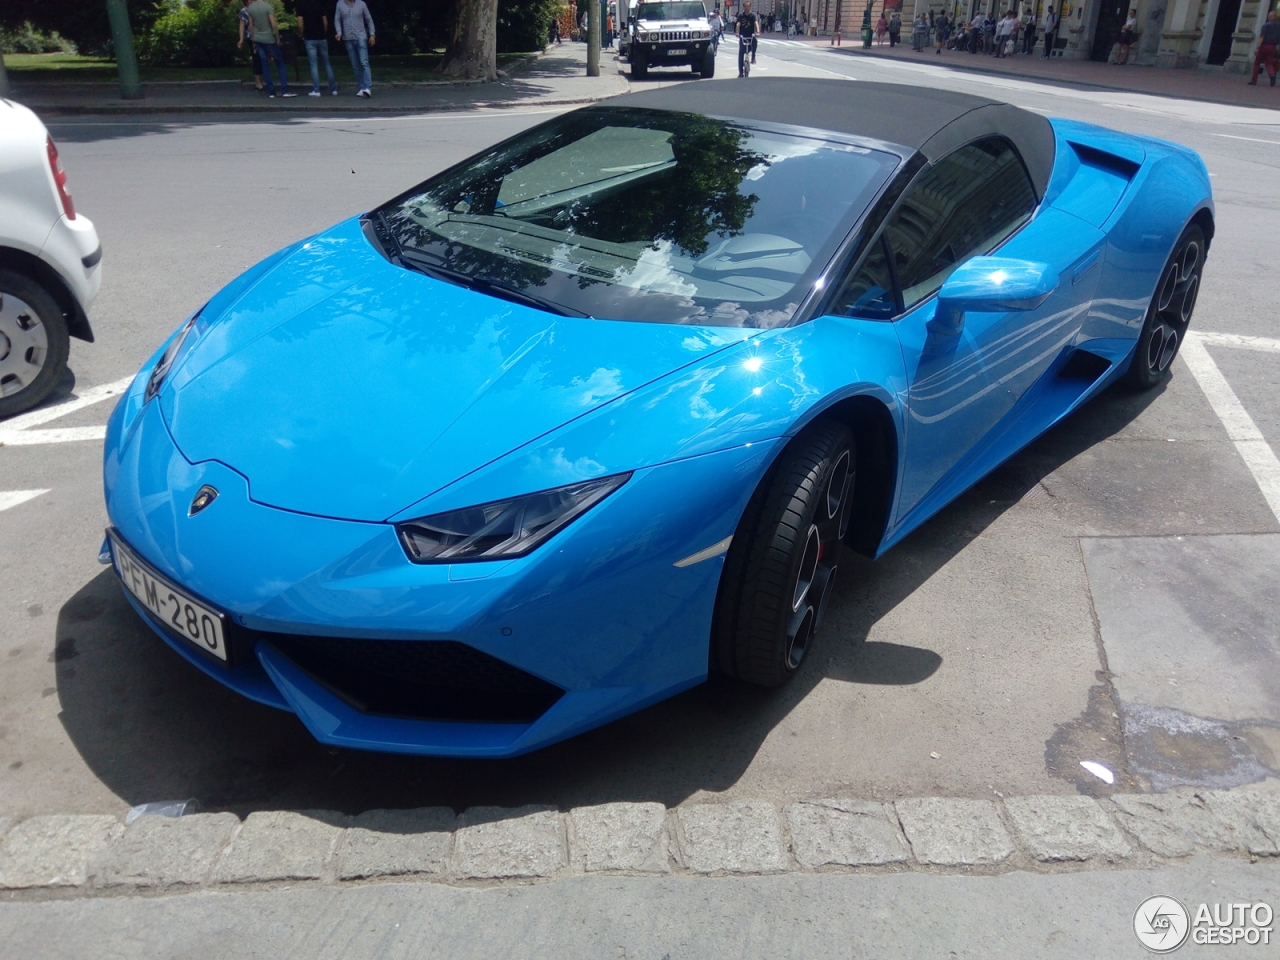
2,38,1279,830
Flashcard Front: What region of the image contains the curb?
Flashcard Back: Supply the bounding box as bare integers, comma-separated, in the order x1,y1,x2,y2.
25,94,619,118
0,784,1277,896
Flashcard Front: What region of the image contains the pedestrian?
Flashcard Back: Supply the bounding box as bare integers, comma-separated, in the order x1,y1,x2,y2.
1022,6,1037,53
1250,9,1280,84
549,16,561,44
875,14,888,44
297,0,337,96
888,12,902,46
245,0,294,97
994,9,1015,56
1041,4,1058,58
911,13,927,50
334,0,375,98
605,12,614,48
237,0,266,92
1116,8,1137,63
736,0,759,75
934,11,949,51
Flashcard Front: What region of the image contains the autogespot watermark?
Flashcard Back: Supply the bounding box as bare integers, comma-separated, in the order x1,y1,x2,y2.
1134,896,1274,952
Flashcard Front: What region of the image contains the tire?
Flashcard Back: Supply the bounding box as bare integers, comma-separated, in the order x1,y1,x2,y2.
700,47,716,77
712,420,856,687
0,269,70,419
631,52,648,78
1125,223,1206,390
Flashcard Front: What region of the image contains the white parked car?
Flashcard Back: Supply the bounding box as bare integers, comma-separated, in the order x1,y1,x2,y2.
0,98,100,416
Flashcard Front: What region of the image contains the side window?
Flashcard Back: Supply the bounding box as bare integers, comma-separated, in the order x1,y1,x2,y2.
886,138,1037,311
832,235,896,320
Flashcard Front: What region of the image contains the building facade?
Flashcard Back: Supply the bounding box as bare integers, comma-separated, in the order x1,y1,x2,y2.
792,0,1276,68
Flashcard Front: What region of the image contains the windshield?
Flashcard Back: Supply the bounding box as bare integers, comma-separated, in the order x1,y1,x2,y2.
635,2,708,20
377,108,898,327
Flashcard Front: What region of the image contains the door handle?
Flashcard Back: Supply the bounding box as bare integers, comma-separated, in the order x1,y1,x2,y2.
1072,248,1101,285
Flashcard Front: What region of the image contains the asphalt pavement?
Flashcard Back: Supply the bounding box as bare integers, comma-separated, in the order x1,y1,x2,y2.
2,38,1280,955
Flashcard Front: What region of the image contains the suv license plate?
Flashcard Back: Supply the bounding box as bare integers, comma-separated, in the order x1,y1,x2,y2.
109,532,228,661
668,48,687,55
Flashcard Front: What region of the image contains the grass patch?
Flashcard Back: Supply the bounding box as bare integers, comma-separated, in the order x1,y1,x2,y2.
5,50,537,84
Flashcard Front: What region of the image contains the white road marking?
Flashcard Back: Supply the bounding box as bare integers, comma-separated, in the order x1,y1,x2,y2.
0,376,132,447
1180,331,1280,524
0,489,50,512
1193,331,1280,353
1213,133,1280,145
795,47,1280,126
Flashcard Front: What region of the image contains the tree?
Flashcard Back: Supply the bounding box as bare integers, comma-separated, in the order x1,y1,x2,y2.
440,0,498,79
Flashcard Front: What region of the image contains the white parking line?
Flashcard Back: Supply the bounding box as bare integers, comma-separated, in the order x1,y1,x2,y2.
1180,331,1280,524
0,376,132,447
0,489,50,513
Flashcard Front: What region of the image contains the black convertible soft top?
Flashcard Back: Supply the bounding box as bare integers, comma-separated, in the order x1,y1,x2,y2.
613,78,1056,200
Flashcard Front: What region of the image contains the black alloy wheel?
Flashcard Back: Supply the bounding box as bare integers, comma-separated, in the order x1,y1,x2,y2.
0,269,70,419
1126,223,1206,390
712,420,855,687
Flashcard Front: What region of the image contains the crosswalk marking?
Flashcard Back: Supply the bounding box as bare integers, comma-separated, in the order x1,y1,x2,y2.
1181,331,1280,525
0,376,133,447
0,489,50,513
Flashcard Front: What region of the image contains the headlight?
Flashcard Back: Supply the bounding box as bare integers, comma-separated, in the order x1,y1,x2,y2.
144,312,200,403
396,473,631,564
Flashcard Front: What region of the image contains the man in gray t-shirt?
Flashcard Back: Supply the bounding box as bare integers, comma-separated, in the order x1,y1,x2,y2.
246,0,295,97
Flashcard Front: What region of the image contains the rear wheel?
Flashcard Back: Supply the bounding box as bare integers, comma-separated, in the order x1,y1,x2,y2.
1126,223,1205,390
712,420,855,687
0,270,70,419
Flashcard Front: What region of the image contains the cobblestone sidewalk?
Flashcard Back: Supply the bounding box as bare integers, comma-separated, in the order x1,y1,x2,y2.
1,782,1277,897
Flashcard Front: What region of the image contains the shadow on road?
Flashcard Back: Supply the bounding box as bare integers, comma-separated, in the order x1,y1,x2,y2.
54,378,1163,816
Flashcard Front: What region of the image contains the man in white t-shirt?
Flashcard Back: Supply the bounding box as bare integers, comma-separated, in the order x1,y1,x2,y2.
1041,4,1058,58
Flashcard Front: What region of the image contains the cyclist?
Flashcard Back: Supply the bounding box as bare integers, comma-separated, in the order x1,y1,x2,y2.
708,6,724,53
736,0,758,76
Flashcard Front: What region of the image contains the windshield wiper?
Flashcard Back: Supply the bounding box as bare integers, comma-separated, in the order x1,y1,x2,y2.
396,247,589,319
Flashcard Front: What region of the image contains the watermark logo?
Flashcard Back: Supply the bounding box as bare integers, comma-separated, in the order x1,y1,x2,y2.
1134,896,1190,953
1134,897,1275,951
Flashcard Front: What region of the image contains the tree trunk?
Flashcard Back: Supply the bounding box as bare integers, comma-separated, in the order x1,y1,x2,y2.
440,0,499,81
0,54,9,99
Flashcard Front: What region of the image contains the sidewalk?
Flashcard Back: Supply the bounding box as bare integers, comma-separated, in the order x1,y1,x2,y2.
771,32,1280,109
7,43,628,117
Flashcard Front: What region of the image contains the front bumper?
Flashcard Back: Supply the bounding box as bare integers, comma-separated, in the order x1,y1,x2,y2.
634,40,710,64
103,393,777,757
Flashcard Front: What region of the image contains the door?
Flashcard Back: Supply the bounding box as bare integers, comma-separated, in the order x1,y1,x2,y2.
1091,0,1128,61
1207,0,1244,65
831,137,1103,521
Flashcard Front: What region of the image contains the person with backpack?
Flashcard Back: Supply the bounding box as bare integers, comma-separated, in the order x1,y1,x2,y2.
236,0,266,93
1041,5,1058,58
888,12,902,46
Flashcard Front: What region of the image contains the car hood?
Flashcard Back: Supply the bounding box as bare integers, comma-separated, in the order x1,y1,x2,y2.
161,217,754,522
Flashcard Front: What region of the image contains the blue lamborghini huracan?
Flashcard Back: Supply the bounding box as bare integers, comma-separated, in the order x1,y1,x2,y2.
103,80,1213,757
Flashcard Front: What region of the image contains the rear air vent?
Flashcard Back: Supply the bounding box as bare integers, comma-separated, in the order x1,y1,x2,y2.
1068,142,1141,180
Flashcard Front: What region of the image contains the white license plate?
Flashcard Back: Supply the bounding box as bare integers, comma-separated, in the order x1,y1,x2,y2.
110,532,228,661
668,48,687,55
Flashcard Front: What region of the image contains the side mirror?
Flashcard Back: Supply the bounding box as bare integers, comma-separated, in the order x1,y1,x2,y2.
933,257,1059,333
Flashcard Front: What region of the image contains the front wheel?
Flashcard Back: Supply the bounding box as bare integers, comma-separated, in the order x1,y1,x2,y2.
700,46,716,77
1125,223,1206,390
712,420,855,687
0,269,70,419
631,52,648,78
